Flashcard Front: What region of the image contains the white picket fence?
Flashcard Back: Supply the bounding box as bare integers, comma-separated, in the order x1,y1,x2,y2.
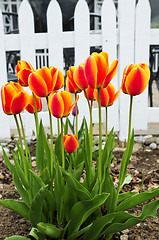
0,0,158,141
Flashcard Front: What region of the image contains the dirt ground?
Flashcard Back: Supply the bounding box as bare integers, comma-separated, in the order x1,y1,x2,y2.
0,141,159,240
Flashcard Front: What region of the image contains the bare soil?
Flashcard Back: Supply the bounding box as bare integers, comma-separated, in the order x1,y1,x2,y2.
0,142,159,240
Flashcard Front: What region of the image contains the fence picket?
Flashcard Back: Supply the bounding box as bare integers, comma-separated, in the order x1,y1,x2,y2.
0,9,10,138
47,0,63,72
118,0,135,141
134,0,151,131
74,0,90,126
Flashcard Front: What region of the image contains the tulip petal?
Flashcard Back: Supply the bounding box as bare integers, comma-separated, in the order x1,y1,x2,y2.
106,84,115,106
85,87,96,101
84,56,97,88
28,72,48,97
17,69,33,86
64,134,79,153
48,92,64,118
125,68,149,96
25,95,42,113
103,60,118,88
73,64,88,90
36,66,53,94
60,91,73,117
11,91,30,115
50,67,64,90
96,54,108,88
95,88,109,107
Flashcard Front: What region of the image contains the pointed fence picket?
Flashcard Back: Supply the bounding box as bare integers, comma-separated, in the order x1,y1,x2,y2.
0,0,158,141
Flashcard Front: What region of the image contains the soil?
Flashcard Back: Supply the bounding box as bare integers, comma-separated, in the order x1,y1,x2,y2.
0,141,159,240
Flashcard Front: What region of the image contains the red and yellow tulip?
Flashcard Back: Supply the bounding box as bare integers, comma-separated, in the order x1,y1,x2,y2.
16,60,34,87
95,83,120,107
1,82,29,115
73,63,88,90
63,134,79,153
25,95,42,114
48,91,79,118
66,66,82,93
28,66,64,97
84,86,96,101
121,63,150,96
84,52,118,89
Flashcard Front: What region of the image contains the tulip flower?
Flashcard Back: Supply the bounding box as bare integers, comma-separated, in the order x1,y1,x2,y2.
84,52,118,89
25,95,42,114
73,63,88,90
84,86,96,101
66,66,82,93
63,134,79,153
28,66,64,97
121,63,150,96
1,81,29,115
95,83,120,107
16,60,34,87
48,91,79,118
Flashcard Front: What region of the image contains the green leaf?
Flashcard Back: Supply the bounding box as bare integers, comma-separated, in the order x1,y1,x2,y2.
75,148,85,167
29,227,40,240
40,167,50,185
121,174,132,189
41,123,51,173
72,161,85,181
37,222,62,239
0,199,29,220
62,169,92,200
64,117,69,135
36,121,45,173
68,193,109,235
68,224,92,240
67,118,74,134
103,200,159,235
5,236,31,240
116,187,159,212
118,191,138,203
29,185,48,227
55,134,62,166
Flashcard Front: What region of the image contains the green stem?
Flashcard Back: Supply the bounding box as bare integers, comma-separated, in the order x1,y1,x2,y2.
32,93,39,135
75,93,78,138
46,96,54,179
14,115,28,182
61,118,65,169
114,95,134,210
19,114,29,162
98,88,102,193
128,95,133,144
105,107,108,142
57,118,60,136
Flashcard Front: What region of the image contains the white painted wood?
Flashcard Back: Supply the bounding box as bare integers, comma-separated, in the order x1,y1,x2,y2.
118,0,135,141
18,0,36,68
47,0,63,72
0,9,10,138
101,0,119,132
134,0,151,131
74,0,90,127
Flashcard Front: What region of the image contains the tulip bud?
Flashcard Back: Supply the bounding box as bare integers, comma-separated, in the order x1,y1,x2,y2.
72,105,79,116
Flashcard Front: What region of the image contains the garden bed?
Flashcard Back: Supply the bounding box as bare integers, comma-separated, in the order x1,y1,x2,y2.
0,139,159,240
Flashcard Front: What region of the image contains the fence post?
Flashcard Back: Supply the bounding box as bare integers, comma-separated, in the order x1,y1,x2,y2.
47,0,63,72
134,0,151,131
74,0,90,127
0,10,10,138
18,0,36,137
101,0,119,132
118,0,135,141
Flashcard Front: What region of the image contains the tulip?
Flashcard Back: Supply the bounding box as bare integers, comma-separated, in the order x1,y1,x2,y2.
1,81,29,115
63,134,79,153
16,60,34,87
121,63,150,96
73,63,88,90
48,91,79,118
28,66,64,97
66,66,82,93
25,95,42,114
84,52,118,89
72,104,79,116
84,86,96,101
95,83,120,107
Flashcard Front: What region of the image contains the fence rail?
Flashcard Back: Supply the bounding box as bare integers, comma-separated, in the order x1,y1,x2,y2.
0,0,158,141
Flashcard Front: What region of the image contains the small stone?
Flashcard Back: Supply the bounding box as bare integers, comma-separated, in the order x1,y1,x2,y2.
137,223,140,227
156,137,159,145
0,194,2,199
157,159,159,164
122,229,129,234
144,137,155,146
134,135,144,143
120,235,128,240
149,142,157,150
